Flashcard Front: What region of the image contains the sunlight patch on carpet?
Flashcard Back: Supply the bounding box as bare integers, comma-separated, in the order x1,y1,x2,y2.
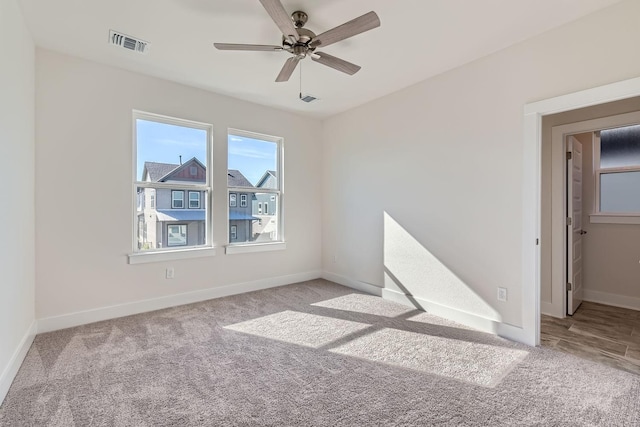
329,328,529,387
311,294,415,317
224,310,370,348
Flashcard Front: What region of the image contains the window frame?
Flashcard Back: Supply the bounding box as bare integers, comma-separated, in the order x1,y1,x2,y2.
188,191,201,209
167,224,188,247
226,128,285,254
230,225,237,240
229,193,237,207
593,126,640,222
240,194,248,208
129,110,215,264
171,190,185,209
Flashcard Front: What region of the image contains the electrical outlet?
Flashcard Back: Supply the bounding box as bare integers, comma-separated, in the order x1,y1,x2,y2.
497,287,507,302
166,268,175,279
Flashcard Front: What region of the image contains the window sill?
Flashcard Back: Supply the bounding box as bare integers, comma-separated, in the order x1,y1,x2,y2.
589,214,640,225
225,242,286,255
128,247,216,264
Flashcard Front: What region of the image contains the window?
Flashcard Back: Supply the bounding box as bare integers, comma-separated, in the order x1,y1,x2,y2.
131,111,212,261
264,202,268,215
228,129,283,248
172,190,184,209
230,225,237,240
167,224,187,246
229,193,237,207
189,191,200,209
595,124,640,214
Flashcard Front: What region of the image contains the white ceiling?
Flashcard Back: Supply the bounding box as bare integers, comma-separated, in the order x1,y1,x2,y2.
18,0,624,119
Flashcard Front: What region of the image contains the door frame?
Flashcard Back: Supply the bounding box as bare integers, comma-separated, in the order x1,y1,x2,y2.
522,76,640,346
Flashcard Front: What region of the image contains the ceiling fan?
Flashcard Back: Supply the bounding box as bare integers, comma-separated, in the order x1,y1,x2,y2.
214,0,380,82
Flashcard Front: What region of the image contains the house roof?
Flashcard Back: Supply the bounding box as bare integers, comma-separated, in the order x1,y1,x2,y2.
228,169,253,188
144,162,180,182
144,162,254,187
157,157,206,182
256,170,277,188
229,212,259,221
156,209,206,222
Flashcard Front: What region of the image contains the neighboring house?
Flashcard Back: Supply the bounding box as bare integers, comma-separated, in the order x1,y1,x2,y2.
227,169,258,243
252,170,278,242
137,158,207,249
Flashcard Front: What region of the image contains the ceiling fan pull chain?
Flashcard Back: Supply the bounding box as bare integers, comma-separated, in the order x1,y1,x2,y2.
299,61,303,99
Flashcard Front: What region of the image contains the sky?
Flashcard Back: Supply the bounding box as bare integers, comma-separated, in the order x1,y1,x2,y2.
137,119,276,185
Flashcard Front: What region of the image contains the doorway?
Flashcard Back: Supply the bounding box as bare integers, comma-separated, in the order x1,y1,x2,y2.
538,108,640,372
523,77,640,348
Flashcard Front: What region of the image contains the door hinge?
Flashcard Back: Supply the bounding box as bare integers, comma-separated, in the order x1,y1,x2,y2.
566,151,572,160
567,217,572,226
535,238,539,245
567,282,572,291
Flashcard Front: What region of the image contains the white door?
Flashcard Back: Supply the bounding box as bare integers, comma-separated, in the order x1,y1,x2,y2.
567,136,584,315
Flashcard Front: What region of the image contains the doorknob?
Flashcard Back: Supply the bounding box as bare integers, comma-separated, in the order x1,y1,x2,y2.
579,230,587,235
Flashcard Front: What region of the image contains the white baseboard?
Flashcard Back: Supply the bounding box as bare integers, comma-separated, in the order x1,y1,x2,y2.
0,321,37,406
38,270,322,334
583,289,640,312
321,271,382,296
381,288,531,345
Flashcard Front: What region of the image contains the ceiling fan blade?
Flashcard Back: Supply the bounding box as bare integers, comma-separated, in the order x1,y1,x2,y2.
275,57,300,82
312,52,361,75
258,0,299,43
214,43,283,51
310,11,380,48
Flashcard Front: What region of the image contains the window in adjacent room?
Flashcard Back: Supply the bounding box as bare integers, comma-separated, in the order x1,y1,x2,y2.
595,124,640,214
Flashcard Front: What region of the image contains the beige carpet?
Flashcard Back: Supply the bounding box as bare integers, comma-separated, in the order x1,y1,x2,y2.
1,279,639,426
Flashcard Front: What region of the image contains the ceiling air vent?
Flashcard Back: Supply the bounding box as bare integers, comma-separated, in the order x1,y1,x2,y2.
109,30,150,54
300,94,319,103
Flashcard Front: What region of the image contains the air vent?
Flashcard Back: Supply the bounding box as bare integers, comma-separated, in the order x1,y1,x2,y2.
109,30,150,54
300,94,319,103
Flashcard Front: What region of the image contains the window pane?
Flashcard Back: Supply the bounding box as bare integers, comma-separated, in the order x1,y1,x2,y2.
228,132,280,245
600,171,640,213
251,192,279,243
189,191,200,208
228,135,277,187
172,190,184,208
600,124,640,169
167,224,187,246
136,186,207,251
136,119,207,182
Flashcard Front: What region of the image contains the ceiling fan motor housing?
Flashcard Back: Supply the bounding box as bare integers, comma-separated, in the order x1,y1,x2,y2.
282,26,316,57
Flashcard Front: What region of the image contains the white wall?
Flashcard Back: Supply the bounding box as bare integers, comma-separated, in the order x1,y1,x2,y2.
0,0,36,401
35,50,322,320
322,0,640,328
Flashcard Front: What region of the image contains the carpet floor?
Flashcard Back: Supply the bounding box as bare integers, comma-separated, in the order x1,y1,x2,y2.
1,279,639,426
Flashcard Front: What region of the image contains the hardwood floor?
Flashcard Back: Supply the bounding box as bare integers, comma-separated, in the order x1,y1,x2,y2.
541,301,640,375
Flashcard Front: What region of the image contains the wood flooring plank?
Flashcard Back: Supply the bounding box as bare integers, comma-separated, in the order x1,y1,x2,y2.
541,303,640,375
569,322,640,348
554,339,640,376
626,347,640,363
541,320,628,356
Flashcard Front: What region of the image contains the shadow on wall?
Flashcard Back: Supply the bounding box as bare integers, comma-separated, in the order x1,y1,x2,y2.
383,212,501,324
